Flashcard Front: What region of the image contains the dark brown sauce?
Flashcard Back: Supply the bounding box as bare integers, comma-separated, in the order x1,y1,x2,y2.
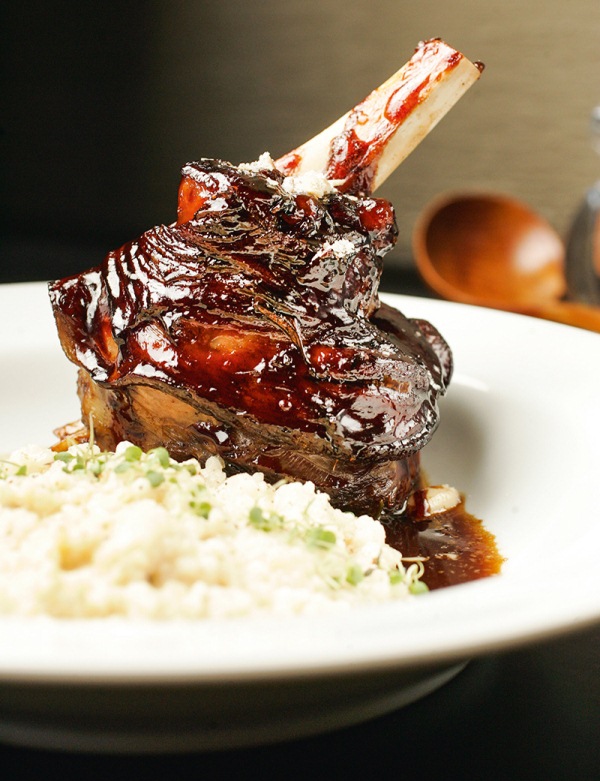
49,159,450,464
49,157,490,549
383,501,503,590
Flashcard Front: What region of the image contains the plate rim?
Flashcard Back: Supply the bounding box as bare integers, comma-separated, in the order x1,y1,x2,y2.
0,281,599,685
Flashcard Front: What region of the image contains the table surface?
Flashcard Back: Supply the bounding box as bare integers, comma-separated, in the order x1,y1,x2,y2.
0,272,598,781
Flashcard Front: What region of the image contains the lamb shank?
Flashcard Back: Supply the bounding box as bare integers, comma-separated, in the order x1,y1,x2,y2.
49,39,482,519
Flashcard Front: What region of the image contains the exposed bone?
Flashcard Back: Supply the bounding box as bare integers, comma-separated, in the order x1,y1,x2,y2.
275,38,483,195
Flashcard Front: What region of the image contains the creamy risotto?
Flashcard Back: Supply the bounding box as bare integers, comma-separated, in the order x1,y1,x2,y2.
0,442,426,619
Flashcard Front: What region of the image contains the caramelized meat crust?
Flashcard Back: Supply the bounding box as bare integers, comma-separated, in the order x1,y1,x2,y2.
49,159,452,517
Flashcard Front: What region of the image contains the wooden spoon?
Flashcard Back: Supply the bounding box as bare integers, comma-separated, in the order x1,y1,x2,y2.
413,191,600,333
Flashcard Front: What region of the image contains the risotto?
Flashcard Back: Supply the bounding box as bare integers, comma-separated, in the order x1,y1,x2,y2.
0,441,426,619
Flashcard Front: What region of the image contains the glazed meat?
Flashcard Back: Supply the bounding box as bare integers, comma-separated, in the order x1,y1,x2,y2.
49,40,481,518
50,158,450,518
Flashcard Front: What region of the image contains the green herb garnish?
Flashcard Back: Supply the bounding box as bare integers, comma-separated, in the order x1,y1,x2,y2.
146,470,165,488
124,445,143,462
190,499,212,518
149,447,171,469
409,580,429,595
0,459,28,478
304,526,336,550
345,563,364,586
248,506,284,532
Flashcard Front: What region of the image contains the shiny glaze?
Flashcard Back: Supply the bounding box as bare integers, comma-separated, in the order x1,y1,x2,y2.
50,159,452,463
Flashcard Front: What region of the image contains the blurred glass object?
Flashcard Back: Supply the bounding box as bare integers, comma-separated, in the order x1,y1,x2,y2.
565,106,600,305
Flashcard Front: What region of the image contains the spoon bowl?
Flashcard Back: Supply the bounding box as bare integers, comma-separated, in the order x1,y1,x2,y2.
413,191,600,332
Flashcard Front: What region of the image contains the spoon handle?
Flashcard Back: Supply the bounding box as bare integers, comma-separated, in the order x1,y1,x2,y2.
528,300,600,333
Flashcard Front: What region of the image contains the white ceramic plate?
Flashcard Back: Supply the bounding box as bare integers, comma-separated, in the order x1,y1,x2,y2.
0,281,599,753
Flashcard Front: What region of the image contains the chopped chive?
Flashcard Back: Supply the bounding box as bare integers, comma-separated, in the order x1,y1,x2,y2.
248,506,283,531
409,580,429,595
54,452,74,463
388,569,404,586
150,447,171,469
345,563,364,586
124,445,143,462
190,500,212,518
249,506,269,530
0,461,28,477
114,461,133,474
146,470,165,488
304,526,336,550
88,460,103,476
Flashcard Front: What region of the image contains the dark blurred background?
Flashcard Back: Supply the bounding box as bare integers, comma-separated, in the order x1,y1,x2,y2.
2,0,600,289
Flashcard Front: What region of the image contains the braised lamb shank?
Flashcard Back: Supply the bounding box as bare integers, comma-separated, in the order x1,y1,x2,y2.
49,40,482,519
